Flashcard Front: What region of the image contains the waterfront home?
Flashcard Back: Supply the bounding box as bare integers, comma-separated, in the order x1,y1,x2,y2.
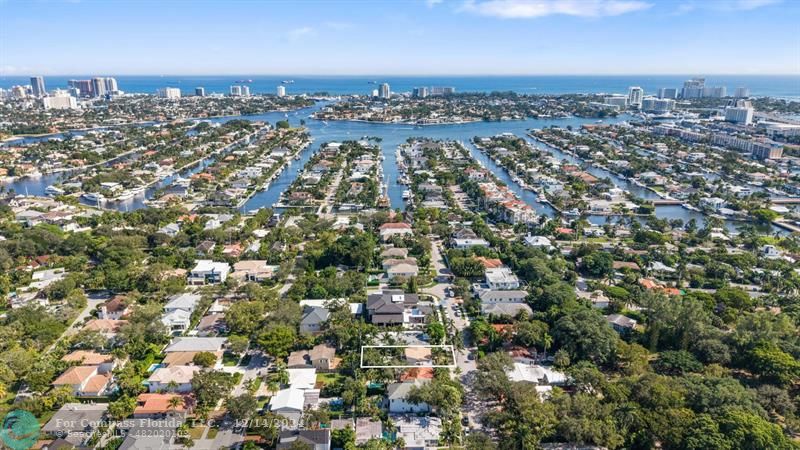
188,260,230,285
699,196,726,211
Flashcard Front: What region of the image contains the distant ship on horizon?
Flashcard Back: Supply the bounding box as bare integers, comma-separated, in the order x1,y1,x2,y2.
282,80,295,84
236,79,253,83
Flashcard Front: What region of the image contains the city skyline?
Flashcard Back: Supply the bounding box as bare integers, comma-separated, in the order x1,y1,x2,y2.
1,0,798,76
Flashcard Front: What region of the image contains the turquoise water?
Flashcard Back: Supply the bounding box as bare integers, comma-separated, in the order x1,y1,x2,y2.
2,75,798,98
3,101,783,233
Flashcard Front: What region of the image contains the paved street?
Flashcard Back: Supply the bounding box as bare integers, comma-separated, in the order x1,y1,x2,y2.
423,239,483,432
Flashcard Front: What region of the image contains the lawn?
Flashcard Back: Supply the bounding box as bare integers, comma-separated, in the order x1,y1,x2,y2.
222,352,240,366
207,427,219,439
188,426,206,440
316,373,344,388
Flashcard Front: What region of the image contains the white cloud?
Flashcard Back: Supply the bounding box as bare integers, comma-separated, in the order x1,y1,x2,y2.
426,0,444,7
675,0,781,13
460,0,651,18
287,26,315,41
324,21,352,30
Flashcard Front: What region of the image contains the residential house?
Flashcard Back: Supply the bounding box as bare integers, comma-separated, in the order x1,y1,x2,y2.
387,379,431,413
161,293,202,332
133,393,190,418
231,260,278,282
277,429,331,450
146,366,201,393
607,314,637,334
188,260,230,285
52,365,112,397
270,388,305,427
485,267,521,290
367,290,419,326
379,222,413,242
300,306,330,334
452,238,491,249
98,296,131,320
41,403,108,447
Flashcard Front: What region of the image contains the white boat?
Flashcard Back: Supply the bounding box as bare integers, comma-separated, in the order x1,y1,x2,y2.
82,192,106,203
538,194,547,202
45,185,65,196
115,191,134,201
402,190,412,200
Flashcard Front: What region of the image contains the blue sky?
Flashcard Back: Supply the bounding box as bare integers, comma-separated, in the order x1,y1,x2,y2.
1,0,798,75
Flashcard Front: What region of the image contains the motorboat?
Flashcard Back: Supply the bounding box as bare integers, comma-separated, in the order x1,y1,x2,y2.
45,185,65,196
82,192,106,202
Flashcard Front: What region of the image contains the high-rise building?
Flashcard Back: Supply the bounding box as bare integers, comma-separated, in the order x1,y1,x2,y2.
628,87,644,108
681,77,706,99
92,77,107,97
240,86,250,97
724,100,754,125
276,86,286,97
603,95,628,108
379,83,391,99
430,86,455,96
230,85,242,97
69,79,94,97
413,87,428,98
104,77,118,93
657,88,678,99
641,97,675,113
195,87,205,97
11,85,27,98
703,86,727,98
371,89,379,97
43,90,78,110
158,87,181,99
30,76,46,97
734,87,750,98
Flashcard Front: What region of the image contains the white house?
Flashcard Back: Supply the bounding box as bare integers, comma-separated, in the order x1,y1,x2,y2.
452,238,491,249
188,260,230,285
387,379,430,414
485,267,521,290
146,365,200,393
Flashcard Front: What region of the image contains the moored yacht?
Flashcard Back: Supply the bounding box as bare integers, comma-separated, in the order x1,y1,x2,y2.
45,185,65,196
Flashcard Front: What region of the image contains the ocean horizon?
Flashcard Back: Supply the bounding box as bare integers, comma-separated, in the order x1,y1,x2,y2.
2,74,798,99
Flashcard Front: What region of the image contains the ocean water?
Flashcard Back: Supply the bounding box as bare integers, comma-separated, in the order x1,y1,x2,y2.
1,75,798,99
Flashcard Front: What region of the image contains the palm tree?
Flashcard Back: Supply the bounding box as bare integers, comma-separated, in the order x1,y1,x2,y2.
168,395,183,413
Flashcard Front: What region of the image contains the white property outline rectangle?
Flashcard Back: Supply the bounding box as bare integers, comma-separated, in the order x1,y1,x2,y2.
360,344,457,369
